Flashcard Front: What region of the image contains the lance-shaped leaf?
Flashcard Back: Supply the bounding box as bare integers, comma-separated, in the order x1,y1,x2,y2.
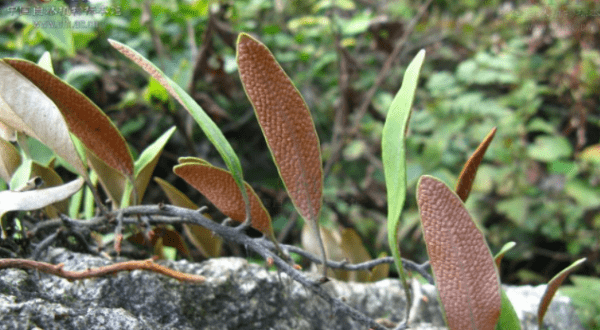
381,49,425,302
493,243,521,330
2,59,133,178
537,257,586,328
456,127,497,202
128,126,176,205
108,39,250,219
0,61,87,177
86,148,127,208
236,33,323,226
174,163,273,237
154,177,222,258
494,241,516,269
417,175,501,330
0,177,84,220
496,289,522,330
0,137,21,182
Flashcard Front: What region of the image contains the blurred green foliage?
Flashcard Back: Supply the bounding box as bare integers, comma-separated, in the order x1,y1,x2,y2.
561,275,600,330
1,0,598,309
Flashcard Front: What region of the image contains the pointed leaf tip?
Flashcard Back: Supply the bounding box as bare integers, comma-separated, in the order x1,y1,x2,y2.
236,33,323,223
537,257,586,327
417,175,501,330
456,127,497,202
174,163,273,237
381,49,425,305
109,38,250,217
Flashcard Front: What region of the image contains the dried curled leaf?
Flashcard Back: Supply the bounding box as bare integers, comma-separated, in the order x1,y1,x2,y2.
455,127,496,202
0,177,84,220
174,163,273,237
2,59,133,178
417,175,501,330
0,61,87,177
236,33,322,224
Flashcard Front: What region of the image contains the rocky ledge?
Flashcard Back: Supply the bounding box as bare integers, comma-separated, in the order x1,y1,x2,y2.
0,247,583,330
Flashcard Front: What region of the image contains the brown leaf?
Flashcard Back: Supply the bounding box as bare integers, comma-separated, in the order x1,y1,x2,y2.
128,227,191,259
368,252,390,282
537,258,586,327
0,61,87,177
30,161,67,217
154,177,222,258
301,224,348,280
236,33,323,224
85,148,127,208
417,175,501,330
340,228,372,282
0,137,21,182
3,59,133,177
455,127,497,202
173,163,273,237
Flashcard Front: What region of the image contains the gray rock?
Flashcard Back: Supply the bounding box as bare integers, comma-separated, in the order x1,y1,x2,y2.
0,248,583,330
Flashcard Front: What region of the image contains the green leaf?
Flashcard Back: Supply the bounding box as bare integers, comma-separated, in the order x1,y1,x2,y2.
108,39,250,220
9,158,32,192
527,135,573,162
381,49,425,305
134,126,176,177
496,289,522,330
560,275,600,328
493,242,522,330
494,241,516,269
36,52,53,74
497,197,530,226
128,126,176,205
21,2,75,55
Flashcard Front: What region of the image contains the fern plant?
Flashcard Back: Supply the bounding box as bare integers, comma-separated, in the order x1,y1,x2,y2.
0,32,586,330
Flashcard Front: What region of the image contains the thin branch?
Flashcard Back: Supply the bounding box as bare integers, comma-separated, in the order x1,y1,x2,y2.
0,258,206,283
109,205,388,330
22,204,433,329
32,228,61,260
281,243,433,284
